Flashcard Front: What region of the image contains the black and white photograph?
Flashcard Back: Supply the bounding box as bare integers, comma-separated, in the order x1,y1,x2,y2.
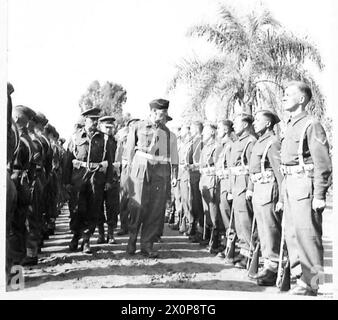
1,0,337,301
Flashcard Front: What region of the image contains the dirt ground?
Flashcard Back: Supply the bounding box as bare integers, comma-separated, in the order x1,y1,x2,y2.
11,196,333,298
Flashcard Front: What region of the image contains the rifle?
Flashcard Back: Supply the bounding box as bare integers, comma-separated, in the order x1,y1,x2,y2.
224,204,236,260
246,215,258,270
248,241,260,278
276,213,291,291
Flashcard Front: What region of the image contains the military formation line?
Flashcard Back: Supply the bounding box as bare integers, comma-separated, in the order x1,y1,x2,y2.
6,81,332,296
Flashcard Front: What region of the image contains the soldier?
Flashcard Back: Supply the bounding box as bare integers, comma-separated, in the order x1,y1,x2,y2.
247,110,283,286
64,107,114,254
97,116,118,244
198,122,220,253
177,122,192,235
214,119,236,257
9,106,38,266
125,99,178,258
168,124,182,230
227,112,257,268
280,81,332,295
187,120,204,243
115,118,140,236
6,83,19,277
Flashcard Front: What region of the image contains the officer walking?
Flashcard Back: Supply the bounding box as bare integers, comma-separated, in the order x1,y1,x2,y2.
248,109,283,286
125,99,178,258
64,107,114,254
97,116,118,244
280,81,332,295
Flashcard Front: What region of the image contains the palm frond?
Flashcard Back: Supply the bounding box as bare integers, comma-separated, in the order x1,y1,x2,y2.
247,9,281,37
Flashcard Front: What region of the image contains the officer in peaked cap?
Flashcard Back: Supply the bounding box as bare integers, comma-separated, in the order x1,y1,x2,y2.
127,118,140,127
247,109,283,285
64,107,114,253
96,115,118,244
124,98,178,258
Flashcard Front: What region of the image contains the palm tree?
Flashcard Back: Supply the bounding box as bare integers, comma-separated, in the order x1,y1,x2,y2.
168,2,325,120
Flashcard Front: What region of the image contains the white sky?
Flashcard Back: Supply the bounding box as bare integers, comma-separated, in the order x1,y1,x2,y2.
7,0,338,139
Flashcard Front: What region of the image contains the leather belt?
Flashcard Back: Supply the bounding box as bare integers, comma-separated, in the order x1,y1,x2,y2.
72,159,107,172
136,150,170,164
200,167,216,175
229,166,249,176
280,164,314,175
250,169,274,184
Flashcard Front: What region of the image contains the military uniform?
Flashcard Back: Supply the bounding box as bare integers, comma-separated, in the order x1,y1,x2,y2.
198,134,219,251
125,99,178,257
64,108,114,253
215,135,234,232
97,116,118,244
115,126,130,235
249,127,283,278
229,126,257,264
280,111,332,293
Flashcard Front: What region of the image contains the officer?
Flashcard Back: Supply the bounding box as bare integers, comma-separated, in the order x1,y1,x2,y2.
64,107,114,254
214,119,236,257
97,116,118,244
198,122,220,253
116,118,140,236
247,109,283,286
125,99,178,258
280,81,332,295
187,120,204,243
227,112,257,268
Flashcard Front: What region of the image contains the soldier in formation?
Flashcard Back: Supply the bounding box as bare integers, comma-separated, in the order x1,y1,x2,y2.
6,82,331,296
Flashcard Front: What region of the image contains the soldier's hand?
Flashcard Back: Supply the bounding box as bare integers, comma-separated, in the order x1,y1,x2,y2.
227,193,233,201
105,182,113,191
275,201,283,213
312,198,326,213
171,178,177,188
245,190,253,201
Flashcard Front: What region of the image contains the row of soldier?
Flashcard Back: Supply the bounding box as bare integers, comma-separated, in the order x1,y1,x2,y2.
6,83,68,280
6,81,332,297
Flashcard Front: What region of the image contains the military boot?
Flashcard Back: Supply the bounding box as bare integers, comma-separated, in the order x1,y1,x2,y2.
21,248,38,266
107,225,116,244
82,233,92,254
69,234,80,251
96,224,106,244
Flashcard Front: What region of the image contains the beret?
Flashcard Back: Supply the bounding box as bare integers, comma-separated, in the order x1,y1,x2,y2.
7,82,14,95
35,112,49,126
59,138,66,144
81,107,101,118
166,115,173,121
14,105,37,122
149,98,169,110
255,109,281,125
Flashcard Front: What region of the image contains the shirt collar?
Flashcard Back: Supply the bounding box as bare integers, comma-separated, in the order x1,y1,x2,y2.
258,130,274,143
239,132,249,141
290,111,308,126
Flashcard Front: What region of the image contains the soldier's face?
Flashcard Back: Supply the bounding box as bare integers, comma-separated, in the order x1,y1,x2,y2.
202,126,213,142
282,85,303,111
85,117,98,132
152,109,168,123
180,126,190,139
217,123,229,138
253,113,268,134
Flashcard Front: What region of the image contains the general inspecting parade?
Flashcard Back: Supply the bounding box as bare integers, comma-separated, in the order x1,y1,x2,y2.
6,80,332,296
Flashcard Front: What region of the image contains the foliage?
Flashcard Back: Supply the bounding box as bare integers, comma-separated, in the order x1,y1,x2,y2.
168,2,325,121
79,80,127,120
